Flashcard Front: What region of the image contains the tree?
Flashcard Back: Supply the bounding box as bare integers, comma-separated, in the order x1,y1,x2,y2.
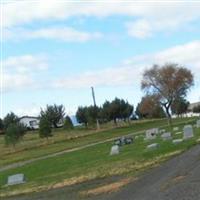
76,106,89,127
101,98,133,125
141,63,194,124
193,105,200,114
136,95,165,119
87,105,100,125
63,116,74,130
3,112,19,129
40,104,65,128
0,118,4,132
39,116,52,140
171,97,190,117
5,123,26,148
121,101,134,121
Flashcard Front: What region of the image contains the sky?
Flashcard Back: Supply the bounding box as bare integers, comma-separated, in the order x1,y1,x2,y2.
1,0,200,118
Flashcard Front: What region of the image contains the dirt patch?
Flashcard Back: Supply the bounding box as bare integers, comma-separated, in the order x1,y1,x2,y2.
160,175,187,191
79,177,135,197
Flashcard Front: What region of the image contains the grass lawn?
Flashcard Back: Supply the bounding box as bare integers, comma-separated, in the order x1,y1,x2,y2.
0,118,196,168
0,117,199,198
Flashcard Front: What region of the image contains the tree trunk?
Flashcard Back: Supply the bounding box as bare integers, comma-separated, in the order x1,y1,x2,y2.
113,118,117,126
164,105,172,126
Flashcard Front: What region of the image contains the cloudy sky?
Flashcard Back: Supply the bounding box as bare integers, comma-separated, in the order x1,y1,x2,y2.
1,1,200,118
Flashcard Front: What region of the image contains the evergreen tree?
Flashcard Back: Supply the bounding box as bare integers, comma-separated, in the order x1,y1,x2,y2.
39,116,52,140
63,116,74,130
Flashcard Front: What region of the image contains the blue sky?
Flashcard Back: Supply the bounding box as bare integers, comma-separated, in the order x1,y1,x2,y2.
1,1,200,118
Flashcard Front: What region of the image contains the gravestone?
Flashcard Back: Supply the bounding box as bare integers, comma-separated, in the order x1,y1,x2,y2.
114,136,133,146
173,127,179,131
172,139,183,144
147,143,159,150
7,174,25,186
161,132,172,140
183,125,194,140
145,128,158,140
110,145,119,155
159,129,165,134
197,120,200,128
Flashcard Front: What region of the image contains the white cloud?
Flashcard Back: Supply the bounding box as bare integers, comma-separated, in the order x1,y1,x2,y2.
125,4,200,39
54,40,200,90
4,54,48,73
54,65,144,89
125,40,200,77
126,19,152,39
14,106,41,117
5,27,103,42
2,55,49,92
3,1,200,39
2,41,200,98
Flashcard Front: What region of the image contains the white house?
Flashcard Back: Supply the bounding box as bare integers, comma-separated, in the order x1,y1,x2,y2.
186,102,200,117
19,116,40,129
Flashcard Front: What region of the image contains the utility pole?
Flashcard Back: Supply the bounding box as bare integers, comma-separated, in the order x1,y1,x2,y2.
91,87,100,130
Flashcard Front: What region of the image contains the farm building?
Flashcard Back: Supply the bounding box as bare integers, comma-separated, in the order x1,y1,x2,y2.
19,116,40,129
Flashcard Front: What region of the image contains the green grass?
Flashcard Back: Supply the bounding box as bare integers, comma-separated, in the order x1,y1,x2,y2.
0,118,196,168
0,117,199,197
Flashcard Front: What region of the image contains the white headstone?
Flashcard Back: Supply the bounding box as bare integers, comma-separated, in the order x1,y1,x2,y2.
161,132,172,140
147,143,159,150
173,127,179,131
197,120,200,128
7,174,25,185
183,125,194,140
110,145,119,155
172,139,183,144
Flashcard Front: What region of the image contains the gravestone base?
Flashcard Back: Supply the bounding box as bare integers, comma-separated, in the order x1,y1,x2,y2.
172,139,183,144
147,143,159,150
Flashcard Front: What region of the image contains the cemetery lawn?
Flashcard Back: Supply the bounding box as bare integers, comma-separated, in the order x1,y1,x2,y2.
0,117,200,198
0,118,192,168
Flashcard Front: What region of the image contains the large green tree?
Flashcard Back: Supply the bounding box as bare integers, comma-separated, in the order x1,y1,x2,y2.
141,63,194,124
101,98,133,124
40,104,65,128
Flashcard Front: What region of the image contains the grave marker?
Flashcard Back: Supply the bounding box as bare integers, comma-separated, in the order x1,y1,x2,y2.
110,145,119,155
161,132,172,140
183,125,194,140
7,174,26,186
